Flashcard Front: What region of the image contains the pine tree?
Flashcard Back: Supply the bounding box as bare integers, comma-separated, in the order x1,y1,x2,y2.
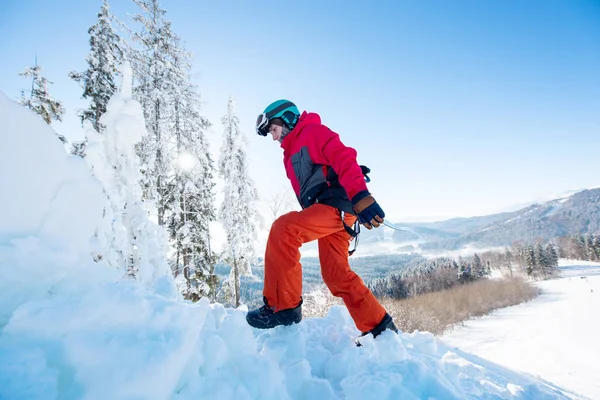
585,234,596,261
18,63,66,128
69,0,124,134
472,253,483,278
457,255,470,282
218,97,261,307
545,243,559,276
131,0,179,226
592,235,600,261
574,234,586,259
129,0,219,298
166,39,218,301
524,245,536,276
535,243,549,279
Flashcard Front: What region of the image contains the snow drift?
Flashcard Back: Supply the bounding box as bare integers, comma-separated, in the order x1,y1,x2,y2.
0,77,576,399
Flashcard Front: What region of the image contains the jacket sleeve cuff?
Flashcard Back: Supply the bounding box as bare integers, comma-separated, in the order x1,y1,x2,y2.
351,190,371,205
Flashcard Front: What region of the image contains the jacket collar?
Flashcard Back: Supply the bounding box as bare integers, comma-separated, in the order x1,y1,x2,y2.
281,111,321,151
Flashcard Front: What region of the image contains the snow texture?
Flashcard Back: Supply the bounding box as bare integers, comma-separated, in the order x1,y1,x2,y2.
444,260,600,400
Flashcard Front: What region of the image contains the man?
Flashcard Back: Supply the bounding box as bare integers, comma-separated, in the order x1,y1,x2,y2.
246,99,397,339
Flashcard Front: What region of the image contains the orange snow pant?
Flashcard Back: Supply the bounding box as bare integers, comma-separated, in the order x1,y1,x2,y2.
263,203,386,333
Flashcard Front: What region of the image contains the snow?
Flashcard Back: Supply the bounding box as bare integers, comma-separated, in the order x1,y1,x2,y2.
84,61,170,284
0,90,107,328
0,92,102,241
541,199,568,218
0,86,584,399
443,260,600,400
423,244,506,260
0,294,574,400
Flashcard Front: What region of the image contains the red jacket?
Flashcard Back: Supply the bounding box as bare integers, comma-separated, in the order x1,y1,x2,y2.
280,111,367,213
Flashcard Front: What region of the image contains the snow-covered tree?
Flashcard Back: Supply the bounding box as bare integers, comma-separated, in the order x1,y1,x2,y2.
584,234,597,261
472,253,483,278
545,243,559,275
69,0,124,134
524,245,535,276
85,62,169,283
457,255,470,281
128,1,218,299
130,0,179,226
574,234,587,260
218,97,261,307
591,235,600,261
18,63,66,128
166,41,218,301
534,243,549,278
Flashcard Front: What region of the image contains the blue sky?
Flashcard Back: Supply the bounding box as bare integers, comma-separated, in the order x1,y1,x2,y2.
1,0,599,221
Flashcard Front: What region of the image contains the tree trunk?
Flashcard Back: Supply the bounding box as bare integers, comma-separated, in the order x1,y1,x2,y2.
233,258,240,307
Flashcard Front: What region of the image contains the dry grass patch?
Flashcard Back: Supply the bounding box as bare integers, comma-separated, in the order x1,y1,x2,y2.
381,277,539,335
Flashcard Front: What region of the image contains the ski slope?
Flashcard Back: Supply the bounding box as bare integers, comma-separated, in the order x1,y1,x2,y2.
443,260,600,400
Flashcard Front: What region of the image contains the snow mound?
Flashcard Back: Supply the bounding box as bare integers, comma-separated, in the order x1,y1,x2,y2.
0,92,102,242
0,287,573,400
0,91,106,327
0,90,574,399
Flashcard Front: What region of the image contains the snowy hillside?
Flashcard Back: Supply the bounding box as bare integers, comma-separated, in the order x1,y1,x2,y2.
443,260,600,400
379,189,600,254
334,186,600,257
0,81,579,399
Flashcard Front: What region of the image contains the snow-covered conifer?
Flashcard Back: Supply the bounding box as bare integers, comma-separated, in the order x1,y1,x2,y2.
591,235,600,261
534,243,549,278
69,0,124,134
524,245,535,276
472,253,483,278
218,97,261,307
545,243,559,269
130,0,179,226
18,63,66,129
167,42,218,301
129,2,218,298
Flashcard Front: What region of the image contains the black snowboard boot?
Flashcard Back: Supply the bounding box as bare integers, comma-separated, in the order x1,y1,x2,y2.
246,297,302,329
356,313,398,346
366,312,398,338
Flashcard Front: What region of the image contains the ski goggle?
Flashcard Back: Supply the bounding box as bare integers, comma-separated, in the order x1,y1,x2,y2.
256,113,270,136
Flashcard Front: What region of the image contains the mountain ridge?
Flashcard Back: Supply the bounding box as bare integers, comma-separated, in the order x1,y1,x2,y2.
358,187,600,253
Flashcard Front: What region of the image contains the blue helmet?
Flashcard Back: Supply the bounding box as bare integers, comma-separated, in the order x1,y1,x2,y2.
256,99,300,136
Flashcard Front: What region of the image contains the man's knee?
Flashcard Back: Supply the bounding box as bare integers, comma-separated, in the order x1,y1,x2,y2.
270,211,298,237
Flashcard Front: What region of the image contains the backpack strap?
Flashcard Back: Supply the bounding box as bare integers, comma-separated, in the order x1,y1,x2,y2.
337,165,371,255
341,211,361,256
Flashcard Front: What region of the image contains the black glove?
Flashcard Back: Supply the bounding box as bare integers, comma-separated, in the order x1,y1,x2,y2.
351,190,385,229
